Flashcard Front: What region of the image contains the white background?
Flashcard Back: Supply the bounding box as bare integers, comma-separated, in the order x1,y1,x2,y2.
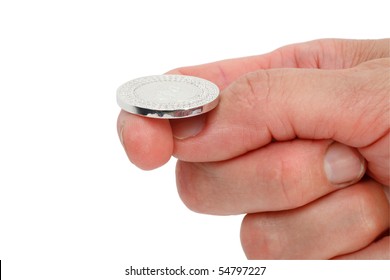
0,0,388,279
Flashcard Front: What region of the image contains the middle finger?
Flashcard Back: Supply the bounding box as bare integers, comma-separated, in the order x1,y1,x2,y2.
176,140,365,215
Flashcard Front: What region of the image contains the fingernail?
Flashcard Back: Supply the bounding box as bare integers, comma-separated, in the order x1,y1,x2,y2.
171,115,206,140
324,142,366,186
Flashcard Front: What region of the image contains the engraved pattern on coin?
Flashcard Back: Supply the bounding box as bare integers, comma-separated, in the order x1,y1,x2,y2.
116,75,220,119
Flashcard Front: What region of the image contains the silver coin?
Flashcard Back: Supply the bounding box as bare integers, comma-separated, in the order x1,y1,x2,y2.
116,75,220,119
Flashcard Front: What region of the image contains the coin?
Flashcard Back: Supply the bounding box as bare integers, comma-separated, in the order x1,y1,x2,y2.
116,75,220,119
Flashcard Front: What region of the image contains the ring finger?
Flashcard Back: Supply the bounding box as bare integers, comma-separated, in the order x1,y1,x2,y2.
240,180,389,259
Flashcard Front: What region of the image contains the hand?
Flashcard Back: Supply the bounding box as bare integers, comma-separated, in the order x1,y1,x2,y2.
117,39,390,259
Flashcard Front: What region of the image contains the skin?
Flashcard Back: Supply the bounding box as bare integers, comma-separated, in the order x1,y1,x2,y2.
117,39,390,259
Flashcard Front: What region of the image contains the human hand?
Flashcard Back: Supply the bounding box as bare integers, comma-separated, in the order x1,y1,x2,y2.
117,39,390,259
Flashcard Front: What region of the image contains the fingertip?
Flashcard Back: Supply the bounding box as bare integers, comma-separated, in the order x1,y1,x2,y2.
324,142,366,187
170,114,206,140
117,110,173,170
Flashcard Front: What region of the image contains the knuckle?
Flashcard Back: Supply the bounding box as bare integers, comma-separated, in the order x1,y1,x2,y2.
226,69,297,142
175,161,214,214
227,70,271,112
342,59,390,144
241,214,284,259
354,184,389,237
175,161,202,213
278,157,305,208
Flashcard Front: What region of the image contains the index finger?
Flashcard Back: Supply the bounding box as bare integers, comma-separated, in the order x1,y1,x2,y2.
118,39,390,170
167,38,390,89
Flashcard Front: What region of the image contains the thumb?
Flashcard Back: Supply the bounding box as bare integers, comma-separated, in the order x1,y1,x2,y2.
172,58,389,182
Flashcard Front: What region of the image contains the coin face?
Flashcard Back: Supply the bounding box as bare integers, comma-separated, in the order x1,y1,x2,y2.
116,75,220,119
